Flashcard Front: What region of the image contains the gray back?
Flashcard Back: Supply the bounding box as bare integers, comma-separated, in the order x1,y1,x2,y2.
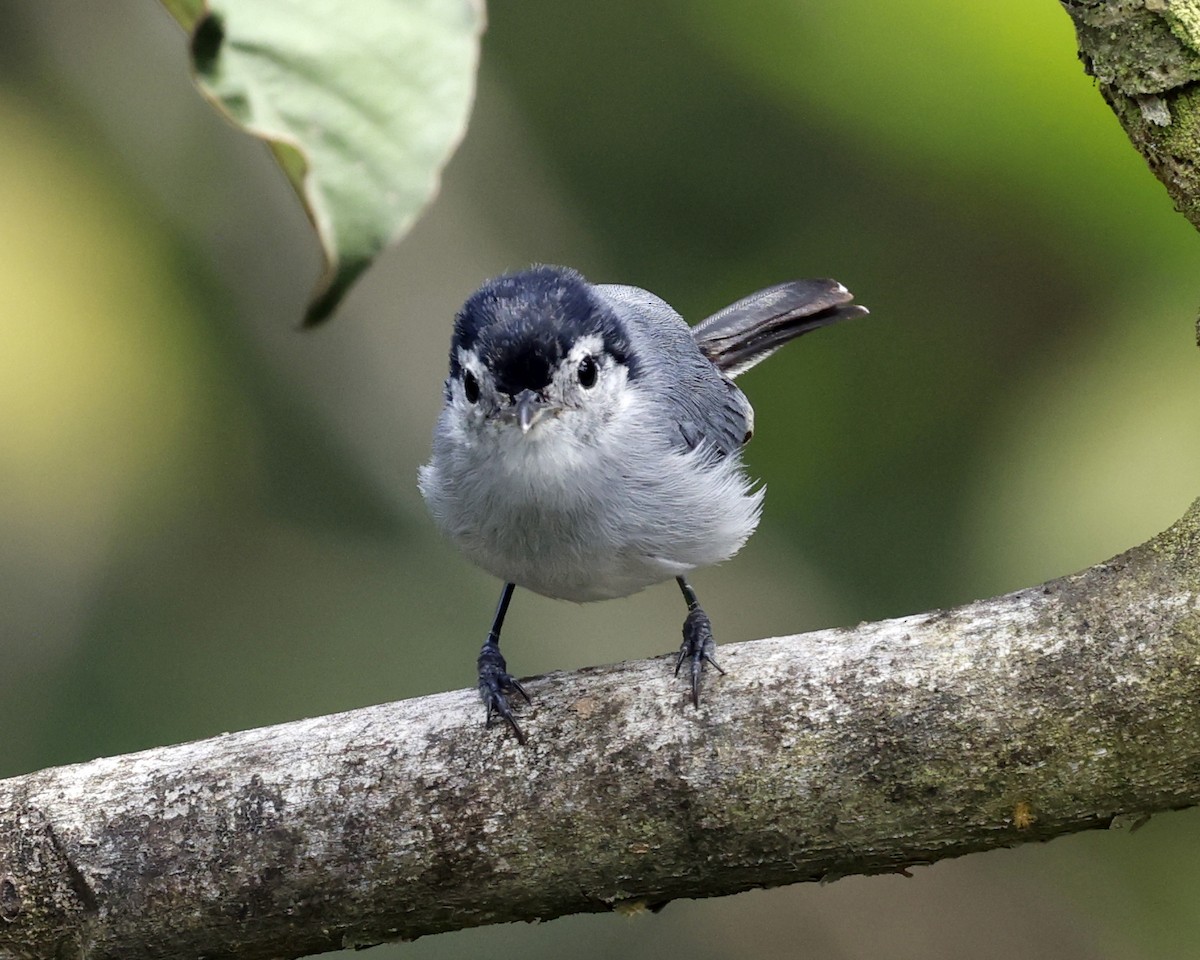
594,284,753,458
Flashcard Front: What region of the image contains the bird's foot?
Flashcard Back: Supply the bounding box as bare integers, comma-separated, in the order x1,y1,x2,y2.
478,643,530,743
675,606,726,707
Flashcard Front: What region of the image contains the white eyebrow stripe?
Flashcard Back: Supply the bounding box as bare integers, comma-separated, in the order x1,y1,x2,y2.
567,334,605,360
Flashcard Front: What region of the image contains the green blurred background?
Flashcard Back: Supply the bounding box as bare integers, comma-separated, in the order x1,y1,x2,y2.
3,1,1200,958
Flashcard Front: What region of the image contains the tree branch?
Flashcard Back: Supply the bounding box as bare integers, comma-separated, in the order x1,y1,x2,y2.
1061,0,1200,232
3,500,1200,959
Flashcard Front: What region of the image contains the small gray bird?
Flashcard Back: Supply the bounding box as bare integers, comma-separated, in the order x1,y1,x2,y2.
419,265,866,742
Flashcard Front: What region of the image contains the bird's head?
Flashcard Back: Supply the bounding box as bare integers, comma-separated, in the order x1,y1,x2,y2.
445,265,641,447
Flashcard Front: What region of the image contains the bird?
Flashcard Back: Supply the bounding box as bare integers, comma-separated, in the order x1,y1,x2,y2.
418,265,867,742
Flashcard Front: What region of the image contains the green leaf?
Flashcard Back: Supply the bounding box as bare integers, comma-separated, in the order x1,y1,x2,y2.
163,0,485,325
161,0,206,30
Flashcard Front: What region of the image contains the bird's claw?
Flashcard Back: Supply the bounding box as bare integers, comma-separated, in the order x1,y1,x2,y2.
675,607,725,707
478,643,530,744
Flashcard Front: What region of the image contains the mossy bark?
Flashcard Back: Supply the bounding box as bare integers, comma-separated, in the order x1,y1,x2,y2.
1062,0,1200,228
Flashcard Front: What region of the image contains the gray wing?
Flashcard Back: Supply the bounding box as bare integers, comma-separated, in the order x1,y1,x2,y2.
593,284,753,458
692,279,867,379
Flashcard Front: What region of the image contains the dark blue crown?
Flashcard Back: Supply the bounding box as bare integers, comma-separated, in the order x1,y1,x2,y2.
450,265,638,396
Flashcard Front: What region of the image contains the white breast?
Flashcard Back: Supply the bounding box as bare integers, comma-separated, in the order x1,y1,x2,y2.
419,392,762,602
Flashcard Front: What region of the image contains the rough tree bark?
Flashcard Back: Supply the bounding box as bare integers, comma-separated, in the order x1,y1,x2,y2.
1,502,1200,960
5,5,1200,960
1061,0,1200,233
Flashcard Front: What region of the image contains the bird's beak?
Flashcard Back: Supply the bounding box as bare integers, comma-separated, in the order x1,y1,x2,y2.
513,389,553,435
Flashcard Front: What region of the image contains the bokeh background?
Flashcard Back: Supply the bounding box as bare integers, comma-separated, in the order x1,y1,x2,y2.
4,2,1200,958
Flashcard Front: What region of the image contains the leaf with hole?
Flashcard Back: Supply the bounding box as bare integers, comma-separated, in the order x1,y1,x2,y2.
164,0,484,325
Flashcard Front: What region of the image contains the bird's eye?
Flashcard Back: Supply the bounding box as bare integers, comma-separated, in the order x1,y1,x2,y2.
463,370,480,404
577,355,598,389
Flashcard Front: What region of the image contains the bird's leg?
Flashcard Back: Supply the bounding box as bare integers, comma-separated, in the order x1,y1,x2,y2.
477,582,531,743
674,576,726,707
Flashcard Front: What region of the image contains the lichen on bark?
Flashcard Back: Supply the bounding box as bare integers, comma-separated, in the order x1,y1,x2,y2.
2,502,1200,958
1062,0,1200,228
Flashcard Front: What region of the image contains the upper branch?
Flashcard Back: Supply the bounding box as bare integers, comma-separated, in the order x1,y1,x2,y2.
1062,0,1200,231
2,501,1200,960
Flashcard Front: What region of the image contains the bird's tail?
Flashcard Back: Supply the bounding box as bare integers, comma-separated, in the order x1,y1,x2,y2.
691,279,868,379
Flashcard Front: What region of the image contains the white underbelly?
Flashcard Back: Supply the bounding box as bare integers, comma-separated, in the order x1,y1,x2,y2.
423,442,763,602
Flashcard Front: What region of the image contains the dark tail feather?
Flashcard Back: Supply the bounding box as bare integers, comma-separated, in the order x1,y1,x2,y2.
692,279,868,378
